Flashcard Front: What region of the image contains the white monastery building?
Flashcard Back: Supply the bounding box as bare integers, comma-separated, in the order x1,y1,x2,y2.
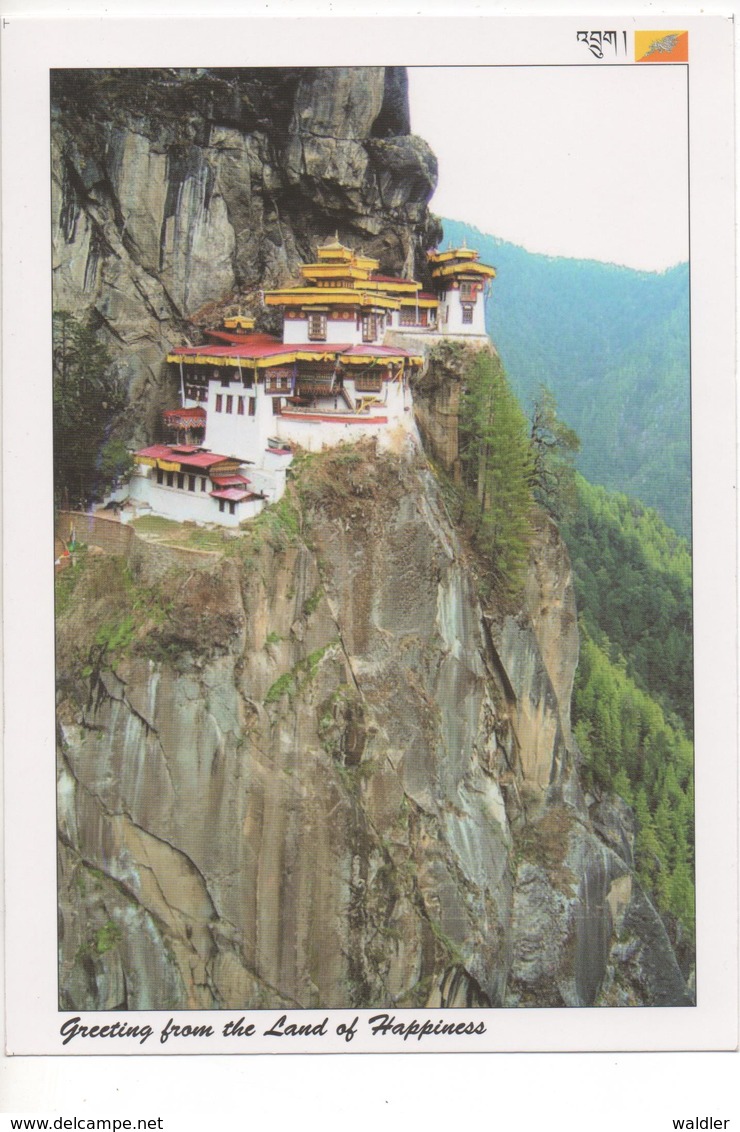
121,240,495,528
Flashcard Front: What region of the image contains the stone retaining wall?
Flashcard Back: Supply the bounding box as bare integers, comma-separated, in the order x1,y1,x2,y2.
56,511,221,581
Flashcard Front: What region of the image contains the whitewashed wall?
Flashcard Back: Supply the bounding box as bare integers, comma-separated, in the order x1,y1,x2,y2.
125,468,261,527
282,315,362,345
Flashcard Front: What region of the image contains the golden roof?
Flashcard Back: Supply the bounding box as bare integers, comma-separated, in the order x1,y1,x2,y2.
397,294,439,308
300,263,371,283
430,261,496,281
223,315,255,330
316,238,354,262
264,288,401,310
427,247,480,264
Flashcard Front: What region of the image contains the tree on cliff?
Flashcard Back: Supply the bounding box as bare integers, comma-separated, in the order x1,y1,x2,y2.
53,311,128,508
459,352,534,598
528,384,581,518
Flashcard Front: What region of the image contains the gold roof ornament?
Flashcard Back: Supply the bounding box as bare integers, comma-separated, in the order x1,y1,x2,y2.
316,236,354,262
427,246,496,281
223,315,255,331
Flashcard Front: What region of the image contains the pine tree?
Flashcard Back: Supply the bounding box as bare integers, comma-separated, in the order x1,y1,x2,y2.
53,311,126,507
459,352,534,599
528,384,581,518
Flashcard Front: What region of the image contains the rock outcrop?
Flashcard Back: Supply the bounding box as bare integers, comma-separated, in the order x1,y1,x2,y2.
54,66,691,1011
51,67,440,444
56,444,690,1009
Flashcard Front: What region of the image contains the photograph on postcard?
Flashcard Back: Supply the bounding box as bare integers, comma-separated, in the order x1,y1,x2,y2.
50,59,696,1016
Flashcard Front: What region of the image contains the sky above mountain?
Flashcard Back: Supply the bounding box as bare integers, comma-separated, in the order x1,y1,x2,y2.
408,65,689,272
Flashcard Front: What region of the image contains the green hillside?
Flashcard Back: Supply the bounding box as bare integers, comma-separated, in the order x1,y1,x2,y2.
452,352,695,941
440,219,691,539
561,475,693,734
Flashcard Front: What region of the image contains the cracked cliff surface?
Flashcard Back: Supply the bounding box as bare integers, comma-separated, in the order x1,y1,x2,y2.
53,65,691,1012
56,444,691,1009
51,67,440,445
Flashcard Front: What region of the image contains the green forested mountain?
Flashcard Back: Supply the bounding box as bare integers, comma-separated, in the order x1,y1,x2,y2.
561,475,693,733
573,629,695,934
452,352,695,938
563,476,694,935
440,219,691,539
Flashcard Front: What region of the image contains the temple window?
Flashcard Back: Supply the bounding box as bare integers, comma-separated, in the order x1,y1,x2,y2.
362,314,378,342
216,394,223,412
461,304,474,324
200,478,207,492
177,473,184,489
156,468,164,485
166,471,174,487
249,398,256,416
238,397,244,415
355,372,383,393
272,398,282,415
308,313,327,341
229,501,236,516
400,308,416,326
460,282,476,302
265,373,291,394
226,395,233,414
188,475,196,492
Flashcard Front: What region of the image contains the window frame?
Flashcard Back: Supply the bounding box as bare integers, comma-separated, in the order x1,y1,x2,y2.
307,313,327,341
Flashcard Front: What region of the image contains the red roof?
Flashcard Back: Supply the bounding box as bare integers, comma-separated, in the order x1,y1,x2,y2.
210,488,254,502
211,474,250,487
296,343,352,354
370,274,419,285
162,407,207,422
135,444,236,470
180,452,238,470
173,341,346,361
170,342,420,364
136,444,184,460
342,345,416,358
204,330,281,347
172,343,284,359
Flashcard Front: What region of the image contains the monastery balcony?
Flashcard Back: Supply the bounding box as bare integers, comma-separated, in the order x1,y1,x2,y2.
279,404,388,426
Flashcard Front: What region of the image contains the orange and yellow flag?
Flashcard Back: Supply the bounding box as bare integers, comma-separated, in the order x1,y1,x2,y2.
635,30,689,63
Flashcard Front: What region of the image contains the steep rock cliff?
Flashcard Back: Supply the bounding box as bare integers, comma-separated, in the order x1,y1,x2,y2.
56,443,690,1009
53,67,691,1011
51,67,440,442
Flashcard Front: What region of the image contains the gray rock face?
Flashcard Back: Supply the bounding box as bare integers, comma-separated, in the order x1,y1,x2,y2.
53,67,691,1012
56,445,691,1010
51,67,441,443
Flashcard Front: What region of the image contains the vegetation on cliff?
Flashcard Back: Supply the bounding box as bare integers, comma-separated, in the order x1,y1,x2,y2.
448,355,694,943
573,631,694,935
451,351,535,602
441,218,691,539
53,311,130,508
51,65,695,1010
554,477,694,939
562,475,693,733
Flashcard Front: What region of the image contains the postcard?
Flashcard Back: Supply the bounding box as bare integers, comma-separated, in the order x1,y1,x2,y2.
1,15,736,1057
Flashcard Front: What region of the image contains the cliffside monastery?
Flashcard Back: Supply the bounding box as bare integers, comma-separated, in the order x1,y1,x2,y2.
122,240,495,527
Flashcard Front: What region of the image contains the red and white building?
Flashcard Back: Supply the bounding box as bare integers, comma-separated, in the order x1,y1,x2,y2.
121,240,495,528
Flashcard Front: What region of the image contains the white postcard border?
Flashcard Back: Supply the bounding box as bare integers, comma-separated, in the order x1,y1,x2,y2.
1,14,736,1056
